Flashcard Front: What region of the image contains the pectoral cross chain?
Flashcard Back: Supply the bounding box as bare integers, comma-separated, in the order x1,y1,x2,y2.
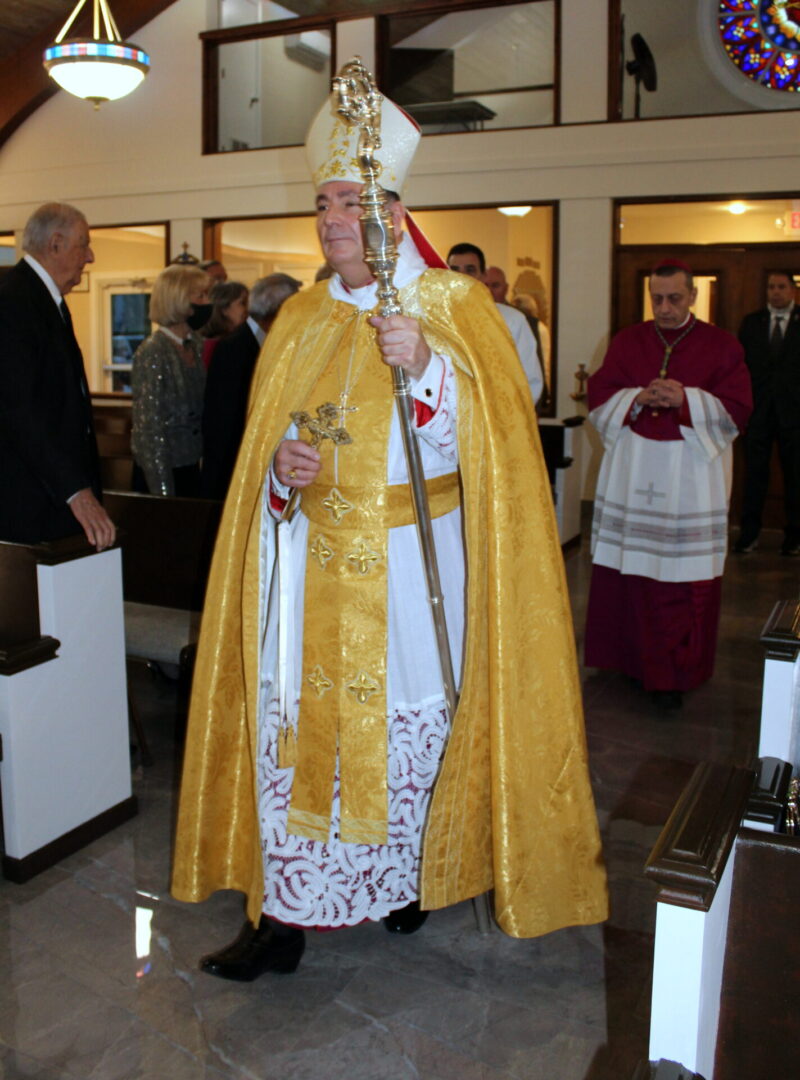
338,392,358,428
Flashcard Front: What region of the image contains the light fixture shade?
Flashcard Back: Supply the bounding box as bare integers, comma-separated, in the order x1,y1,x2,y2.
44,40,149,104
497,206,532,218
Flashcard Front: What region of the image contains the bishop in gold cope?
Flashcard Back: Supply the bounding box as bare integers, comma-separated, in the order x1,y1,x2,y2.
172,62,607,982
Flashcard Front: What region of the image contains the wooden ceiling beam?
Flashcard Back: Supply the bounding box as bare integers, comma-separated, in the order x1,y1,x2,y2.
0,0,180,151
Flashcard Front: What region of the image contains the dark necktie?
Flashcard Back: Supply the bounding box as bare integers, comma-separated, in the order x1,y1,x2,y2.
770,314,785,354
59,298,89,401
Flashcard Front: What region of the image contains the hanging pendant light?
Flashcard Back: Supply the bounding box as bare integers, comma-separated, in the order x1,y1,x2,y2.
43,0,150,109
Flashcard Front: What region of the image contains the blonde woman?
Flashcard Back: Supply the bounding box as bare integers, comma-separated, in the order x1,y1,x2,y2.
131,264,211,496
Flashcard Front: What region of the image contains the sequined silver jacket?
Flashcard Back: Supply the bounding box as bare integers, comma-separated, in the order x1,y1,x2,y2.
131,329,205,496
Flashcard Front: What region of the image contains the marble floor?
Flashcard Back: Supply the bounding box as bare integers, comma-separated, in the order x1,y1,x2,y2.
1,524,796,1080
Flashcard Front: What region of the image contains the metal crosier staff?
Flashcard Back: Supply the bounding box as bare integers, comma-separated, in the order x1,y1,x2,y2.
333,56,459,727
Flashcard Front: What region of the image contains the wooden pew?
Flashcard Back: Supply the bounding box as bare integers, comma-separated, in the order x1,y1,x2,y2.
104,490,222,612
637,598,800,1078
103,491,223,758
93,394,134,491
641,761,800,1079
0,536,134,882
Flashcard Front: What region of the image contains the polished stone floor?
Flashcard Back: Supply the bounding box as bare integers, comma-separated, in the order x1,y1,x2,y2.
1,524,796,1079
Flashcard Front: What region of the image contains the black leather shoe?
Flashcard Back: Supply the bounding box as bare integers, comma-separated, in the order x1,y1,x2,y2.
383,899,429,935
733,534,758,553
200,916,305,981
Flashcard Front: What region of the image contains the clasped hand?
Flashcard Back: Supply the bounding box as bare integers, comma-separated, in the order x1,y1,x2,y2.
368,314,431,381
636,378,685,410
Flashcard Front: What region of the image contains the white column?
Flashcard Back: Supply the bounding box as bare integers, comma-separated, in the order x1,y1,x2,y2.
556,197,611,512
560,0,609,124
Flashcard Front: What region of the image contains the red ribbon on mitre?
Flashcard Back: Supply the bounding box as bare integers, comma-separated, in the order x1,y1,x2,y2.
405,212,448,270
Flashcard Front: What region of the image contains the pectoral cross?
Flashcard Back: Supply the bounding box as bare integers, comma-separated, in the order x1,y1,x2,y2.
291,402,353,449
659,347,672,381
281,403,353,524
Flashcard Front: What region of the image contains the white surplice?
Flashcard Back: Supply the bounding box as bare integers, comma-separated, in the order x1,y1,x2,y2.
590,386,739,583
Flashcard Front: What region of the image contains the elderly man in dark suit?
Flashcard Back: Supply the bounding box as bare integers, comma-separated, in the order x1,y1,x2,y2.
735,270,800,556
0,202,115,549
201,272,301,500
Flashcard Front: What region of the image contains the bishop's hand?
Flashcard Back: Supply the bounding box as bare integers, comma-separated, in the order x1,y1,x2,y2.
275,439,321,488
368,314,431,380
650,378,685,408
635,378,684,409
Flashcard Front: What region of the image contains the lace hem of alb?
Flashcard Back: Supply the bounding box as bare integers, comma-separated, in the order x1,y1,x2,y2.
257,694,449,928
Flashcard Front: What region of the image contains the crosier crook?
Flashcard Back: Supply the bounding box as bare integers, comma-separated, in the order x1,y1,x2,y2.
332,56,459,728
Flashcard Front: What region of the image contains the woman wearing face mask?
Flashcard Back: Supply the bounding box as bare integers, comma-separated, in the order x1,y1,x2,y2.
131,265,212,496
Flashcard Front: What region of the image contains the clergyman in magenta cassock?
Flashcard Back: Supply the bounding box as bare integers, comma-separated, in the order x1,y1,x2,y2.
585,263,752,697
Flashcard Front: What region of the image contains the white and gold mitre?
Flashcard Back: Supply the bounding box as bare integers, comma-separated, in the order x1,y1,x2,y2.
305,68,420,195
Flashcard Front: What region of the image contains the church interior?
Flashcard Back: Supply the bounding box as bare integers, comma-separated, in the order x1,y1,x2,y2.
1,1,799,1077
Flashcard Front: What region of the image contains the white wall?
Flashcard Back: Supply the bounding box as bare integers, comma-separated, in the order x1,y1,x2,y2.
1,0,799,492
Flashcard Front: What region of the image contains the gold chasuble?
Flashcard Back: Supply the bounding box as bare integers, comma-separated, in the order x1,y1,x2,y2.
282,312,458,845
172,269,608,939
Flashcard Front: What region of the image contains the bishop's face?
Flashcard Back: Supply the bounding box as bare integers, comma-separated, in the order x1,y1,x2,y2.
649,272,697,330
316,181,365,269
315,180,405,288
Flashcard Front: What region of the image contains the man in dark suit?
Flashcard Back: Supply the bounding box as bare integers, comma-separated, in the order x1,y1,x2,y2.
201,273,300,500
735,270,800,556
0,202,115,549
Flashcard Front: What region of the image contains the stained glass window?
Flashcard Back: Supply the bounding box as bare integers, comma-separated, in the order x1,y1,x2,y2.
719,0,800,91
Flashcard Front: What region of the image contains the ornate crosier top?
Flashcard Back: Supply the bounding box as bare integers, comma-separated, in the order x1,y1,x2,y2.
333,57,401,320
283,58,401,520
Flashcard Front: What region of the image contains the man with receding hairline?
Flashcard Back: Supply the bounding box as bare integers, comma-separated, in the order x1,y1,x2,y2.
585,259,751,709
0,202,115,550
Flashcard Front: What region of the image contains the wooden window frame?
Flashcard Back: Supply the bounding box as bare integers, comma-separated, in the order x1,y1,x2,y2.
200,0,561,154
376,0,561,132
200,14,338,156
